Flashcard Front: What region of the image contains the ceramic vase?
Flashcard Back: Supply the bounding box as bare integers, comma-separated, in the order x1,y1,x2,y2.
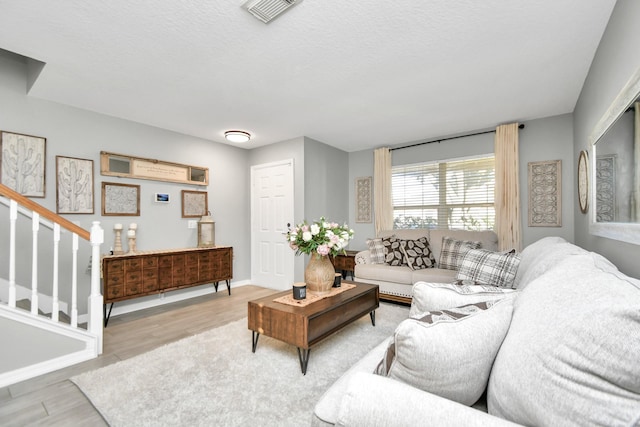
304,251,335,295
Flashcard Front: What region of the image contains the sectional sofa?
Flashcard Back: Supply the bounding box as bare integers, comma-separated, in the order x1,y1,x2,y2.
313,236,640,426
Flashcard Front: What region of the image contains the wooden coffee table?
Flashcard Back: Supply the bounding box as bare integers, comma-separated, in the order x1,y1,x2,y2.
248,281,379,375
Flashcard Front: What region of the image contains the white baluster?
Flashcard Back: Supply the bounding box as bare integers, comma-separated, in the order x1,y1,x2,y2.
31,212,39,315
8,200,17,308
71,233,79,328
51,224,60,322
88,221,104,354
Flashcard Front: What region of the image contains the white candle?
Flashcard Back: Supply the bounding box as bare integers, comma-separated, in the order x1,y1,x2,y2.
127,230,136,237
114,223,123,230
129,223,137,230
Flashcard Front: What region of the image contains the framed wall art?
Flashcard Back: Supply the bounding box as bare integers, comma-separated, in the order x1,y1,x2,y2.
181,190,208,218
355,176,372,223
102,182,140,216
0,130,46,197
577,150,589,214
528,159,562,227
56,156,94,214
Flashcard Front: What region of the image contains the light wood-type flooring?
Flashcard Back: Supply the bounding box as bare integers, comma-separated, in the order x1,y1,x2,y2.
0,285,278,426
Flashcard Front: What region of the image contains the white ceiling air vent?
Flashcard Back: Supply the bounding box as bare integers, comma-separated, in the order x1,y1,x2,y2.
243,0,300,24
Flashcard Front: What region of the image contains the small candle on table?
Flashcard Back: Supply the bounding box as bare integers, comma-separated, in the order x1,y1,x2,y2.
127,230,136,237
129,223,137,230
114,223,123,230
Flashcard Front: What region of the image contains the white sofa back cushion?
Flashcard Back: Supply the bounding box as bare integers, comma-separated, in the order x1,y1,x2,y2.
488,252,640,426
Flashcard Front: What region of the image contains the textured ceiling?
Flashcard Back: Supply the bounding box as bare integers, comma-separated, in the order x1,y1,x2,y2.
0,1,616,152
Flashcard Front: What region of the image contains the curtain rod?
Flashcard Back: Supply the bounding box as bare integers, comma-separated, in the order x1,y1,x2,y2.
390,124,525,152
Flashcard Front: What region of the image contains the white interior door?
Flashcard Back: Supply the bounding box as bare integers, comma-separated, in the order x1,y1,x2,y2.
251,159,294,290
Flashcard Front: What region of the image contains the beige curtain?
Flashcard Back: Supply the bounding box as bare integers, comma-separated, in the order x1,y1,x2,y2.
374,147,393,235
632,102,640,221
494,123,522,251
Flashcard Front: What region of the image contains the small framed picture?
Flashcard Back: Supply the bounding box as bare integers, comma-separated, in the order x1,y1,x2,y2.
0,130,47,197
56,156,94,214
181,190,208,218
102,182,140,216
155,193,170,203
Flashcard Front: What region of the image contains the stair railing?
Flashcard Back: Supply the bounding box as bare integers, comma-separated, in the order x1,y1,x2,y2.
0,183,104,353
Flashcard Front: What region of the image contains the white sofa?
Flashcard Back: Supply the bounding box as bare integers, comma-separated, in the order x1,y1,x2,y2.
313,236,640,426
355,229,499,302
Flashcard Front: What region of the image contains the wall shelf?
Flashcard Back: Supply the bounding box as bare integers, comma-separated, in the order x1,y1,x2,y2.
100,151,209,186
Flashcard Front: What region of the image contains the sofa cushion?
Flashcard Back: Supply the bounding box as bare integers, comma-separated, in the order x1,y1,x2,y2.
400,237,436,270
410,268,458,284
355,263,414,285
410,281,516,317
366,238,386,264
488,252,640,426
456,249,521,289
376,298,513,406
438,236,481,270
382,236,406,266
513,237,586,290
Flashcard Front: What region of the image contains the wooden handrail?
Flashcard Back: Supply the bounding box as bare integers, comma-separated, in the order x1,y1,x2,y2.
0,183,90,241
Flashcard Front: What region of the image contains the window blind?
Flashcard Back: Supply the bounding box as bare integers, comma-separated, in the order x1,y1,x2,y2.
392,156,495,230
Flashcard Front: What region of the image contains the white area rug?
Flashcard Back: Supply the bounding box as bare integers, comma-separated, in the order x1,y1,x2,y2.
72,302,409,427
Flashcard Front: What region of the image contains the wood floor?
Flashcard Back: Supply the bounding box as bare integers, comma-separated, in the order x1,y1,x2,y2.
0,285,278,426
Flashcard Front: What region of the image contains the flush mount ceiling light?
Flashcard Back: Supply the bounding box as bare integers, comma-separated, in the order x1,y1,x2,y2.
224,130,251,143
242,0,301,24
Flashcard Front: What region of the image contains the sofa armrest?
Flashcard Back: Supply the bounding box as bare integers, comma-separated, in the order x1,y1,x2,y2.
335,372,521,427
354,250,371,264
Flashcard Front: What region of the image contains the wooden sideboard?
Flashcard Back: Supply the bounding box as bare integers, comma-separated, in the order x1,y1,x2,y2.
102,246,232,325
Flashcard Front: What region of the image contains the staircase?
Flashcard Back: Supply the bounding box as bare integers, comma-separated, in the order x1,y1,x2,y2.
0,183,103,388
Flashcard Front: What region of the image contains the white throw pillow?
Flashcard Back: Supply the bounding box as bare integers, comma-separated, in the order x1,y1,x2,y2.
365,238,386,264
456,249,521,289
410,281,516,318
376,298,514,406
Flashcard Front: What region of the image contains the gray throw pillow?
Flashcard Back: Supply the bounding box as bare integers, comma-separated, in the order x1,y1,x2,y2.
375,298,514,406
456,248,521,289
438,236,481,270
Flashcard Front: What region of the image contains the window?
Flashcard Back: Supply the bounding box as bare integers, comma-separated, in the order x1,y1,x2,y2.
392,155,495,230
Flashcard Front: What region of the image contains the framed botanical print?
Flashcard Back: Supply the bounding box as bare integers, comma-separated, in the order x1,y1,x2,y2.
56,156,94,214
0,130,46,197
102,182,140,216
181,190,208,218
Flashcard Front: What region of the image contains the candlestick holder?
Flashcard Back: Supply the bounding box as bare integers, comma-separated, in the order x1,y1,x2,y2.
113,228,124,255
127,235,137,254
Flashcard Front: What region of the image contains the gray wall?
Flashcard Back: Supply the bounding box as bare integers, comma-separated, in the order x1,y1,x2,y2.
303,137,349,226
573,0,640,278
0,50,251,311
348,115,575,251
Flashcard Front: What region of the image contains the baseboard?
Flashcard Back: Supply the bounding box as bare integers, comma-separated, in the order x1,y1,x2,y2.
97,280,251,320
0,346,96,389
